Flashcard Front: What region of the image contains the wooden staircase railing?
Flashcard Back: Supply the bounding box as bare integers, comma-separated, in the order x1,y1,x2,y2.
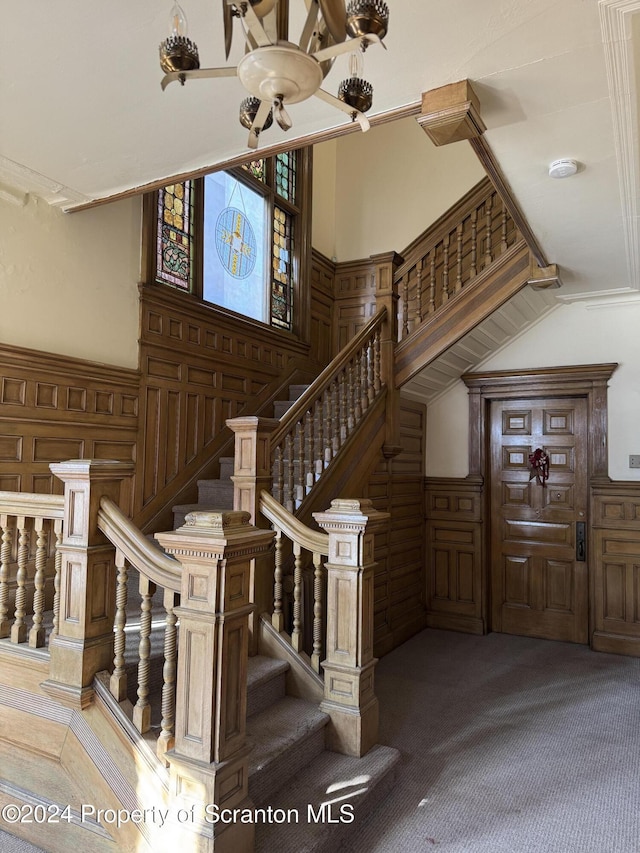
395,178,521,342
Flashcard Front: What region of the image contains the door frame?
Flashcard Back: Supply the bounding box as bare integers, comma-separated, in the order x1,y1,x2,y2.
461,363,618,641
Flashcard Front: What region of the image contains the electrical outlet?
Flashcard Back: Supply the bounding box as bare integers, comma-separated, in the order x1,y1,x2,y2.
630,455,640,469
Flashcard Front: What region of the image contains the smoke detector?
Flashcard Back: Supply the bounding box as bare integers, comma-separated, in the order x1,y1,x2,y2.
548,159,579,179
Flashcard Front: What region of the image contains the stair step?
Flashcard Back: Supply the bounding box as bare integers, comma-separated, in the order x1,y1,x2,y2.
219,455,235,479
248,696,329,806
196,478,234,507
255,744,400,853
288,385,310,401
247,655,289,719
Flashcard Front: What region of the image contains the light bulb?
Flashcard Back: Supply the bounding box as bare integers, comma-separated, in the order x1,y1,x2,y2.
169,2,189,38
348,50,364,78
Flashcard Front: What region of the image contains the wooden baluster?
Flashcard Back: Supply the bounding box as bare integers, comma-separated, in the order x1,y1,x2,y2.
332,378,341,456
110,549,129,701
28,518,47,648
354,352,363,422
416,259,423,323
441,235,450,303
323,387,333,466
315,398,324,478
291,542,303,652
50,519,62,640
285,432,295,512
295,420,305,506
339,371,348,443
360,346,370,412
272,527,284,632
133,574,156,734
429,250,436,312
275,444,284,504
11,517,28,644
311,551,323,673
305,411,314,493
374,329,382,393
456,222,464,293
402,274,409,337
470,208,478,278
347,361,355,432
484,193,493,267
501,200,509,252
157,589,179,765
0,515,13,638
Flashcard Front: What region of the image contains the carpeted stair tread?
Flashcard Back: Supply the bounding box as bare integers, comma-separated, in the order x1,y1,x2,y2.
247,655,289,718
255,744,401,853
247,696,329,805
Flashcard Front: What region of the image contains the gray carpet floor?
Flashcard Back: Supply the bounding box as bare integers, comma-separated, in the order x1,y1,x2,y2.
346,629,640,853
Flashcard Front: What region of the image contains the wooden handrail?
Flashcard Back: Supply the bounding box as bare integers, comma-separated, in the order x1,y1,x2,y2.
0,492,64,519
271,305,387,449
259,490,328,555
97,496,181,592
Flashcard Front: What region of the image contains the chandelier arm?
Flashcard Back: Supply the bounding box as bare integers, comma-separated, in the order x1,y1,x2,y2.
261,7,279,43
160,66,238,92
312,32,380,64
314,87,371,132
223,0,234,59
299,0,321,53
318,0,347,43
247,98,273,149
240,2,273,48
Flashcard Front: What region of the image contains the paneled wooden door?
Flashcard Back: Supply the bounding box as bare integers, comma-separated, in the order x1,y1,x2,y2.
490,397,588,643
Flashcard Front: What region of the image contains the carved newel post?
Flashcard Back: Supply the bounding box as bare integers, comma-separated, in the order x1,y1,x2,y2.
313,499,389,758
155,510,274,853
43,459,133,709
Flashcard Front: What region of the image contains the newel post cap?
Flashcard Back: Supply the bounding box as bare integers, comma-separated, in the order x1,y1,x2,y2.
155,509,274,557
313,498,390,534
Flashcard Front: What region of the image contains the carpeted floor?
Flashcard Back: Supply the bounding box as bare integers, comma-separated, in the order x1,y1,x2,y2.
345,628,640,853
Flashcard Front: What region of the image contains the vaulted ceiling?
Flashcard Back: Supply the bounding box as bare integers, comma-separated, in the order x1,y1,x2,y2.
1,0,639,305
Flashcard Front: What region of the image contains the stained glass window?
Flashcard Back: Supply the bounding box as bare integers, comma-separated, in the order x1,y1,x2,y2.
275,151,296,203
242,159,265,182
271,205,293,330
156,182,194,290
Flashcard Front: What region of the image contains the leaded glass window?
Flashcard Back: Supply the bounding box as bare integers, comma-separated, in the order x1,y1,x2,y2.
271,206,293,329
275,151,296,203
157,182,194,290
242,159,265,182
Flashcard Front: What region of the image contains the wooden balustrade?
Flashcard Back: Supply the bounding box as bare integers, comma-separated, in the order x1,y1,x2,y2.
0,492,64,650
395,178,520,341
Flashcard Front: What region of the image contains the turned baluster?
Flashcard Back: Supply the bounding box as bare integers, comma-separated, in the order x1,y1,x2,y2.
360,346,370,411
272,528,284,632
484,193,493,267
0,515,13,638
311,551,324,673
275,444,285,504
402,274,409,337
416,260,424,322
429,251,436,312
110,549,129,701
441,234,450,303
133,574,156,734
305,411,314,493
339,371,348,443
285,432,295,512
347,361,355,431
11,517,28,644
315,398,324,477
323,387,333,466
354,352,363,422
374,329,382,393
28,518,47,648
295,420,305,505
470,208,478,278
501,200,509,252
50,519,62,639
456,222,464,293
332,378,341,456
157,589,179,765
291,542,303,653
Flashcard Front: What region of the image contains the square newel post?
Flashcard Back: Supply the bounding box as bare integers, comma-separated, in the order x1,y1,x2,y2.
42,459,134,710
372,251,404,460
313,499,390,758
155,510,274,853
227,416,279,651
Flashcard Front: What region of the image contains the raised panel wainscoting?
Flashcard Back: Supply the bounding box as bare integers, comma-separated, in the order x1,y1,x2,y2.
592,482,640,656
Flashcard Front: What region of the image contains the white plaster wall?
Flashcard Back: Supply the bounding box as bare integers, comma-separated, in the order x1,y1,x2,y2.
425,299,640,481
327,117,485,262
311,139,337,260
0,195,141,368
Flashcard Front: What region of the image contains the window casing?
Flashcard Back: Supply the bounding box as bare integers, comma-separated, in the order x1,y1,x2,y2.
147,148,311,337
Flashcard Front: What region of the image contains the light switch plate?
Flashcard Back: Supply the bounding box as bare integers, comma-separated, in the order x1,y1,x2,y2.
630,455,640,468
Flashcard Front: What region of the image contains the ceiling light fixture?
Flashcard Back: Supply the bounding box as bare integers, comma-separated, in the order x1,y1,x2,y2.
548,158,579,179
159,0,389,149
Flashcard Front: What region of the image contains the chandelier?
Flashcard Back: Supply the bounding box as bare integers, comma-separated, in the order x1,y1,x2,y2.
159,0,389,149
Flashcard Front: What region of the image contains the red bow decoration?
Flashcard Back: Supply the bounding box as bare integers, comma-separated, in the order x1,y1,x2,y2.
528,448,550,486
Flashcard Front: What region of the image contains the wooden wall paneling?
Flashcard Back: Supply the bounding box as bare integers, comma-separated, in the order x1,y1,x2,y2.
332,258,377,353
0,342,139,507
592,483,640,656
425,478,484,635
310,250,335,365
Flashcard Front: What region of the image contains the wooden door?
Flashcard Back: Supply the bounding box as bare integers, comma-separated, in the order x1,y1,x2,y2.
490,397,588,643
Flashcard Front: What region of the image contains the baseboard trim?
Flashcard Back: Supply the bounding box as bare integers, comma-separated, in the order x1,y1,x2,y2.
426,612,485,635
591,631,640,658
